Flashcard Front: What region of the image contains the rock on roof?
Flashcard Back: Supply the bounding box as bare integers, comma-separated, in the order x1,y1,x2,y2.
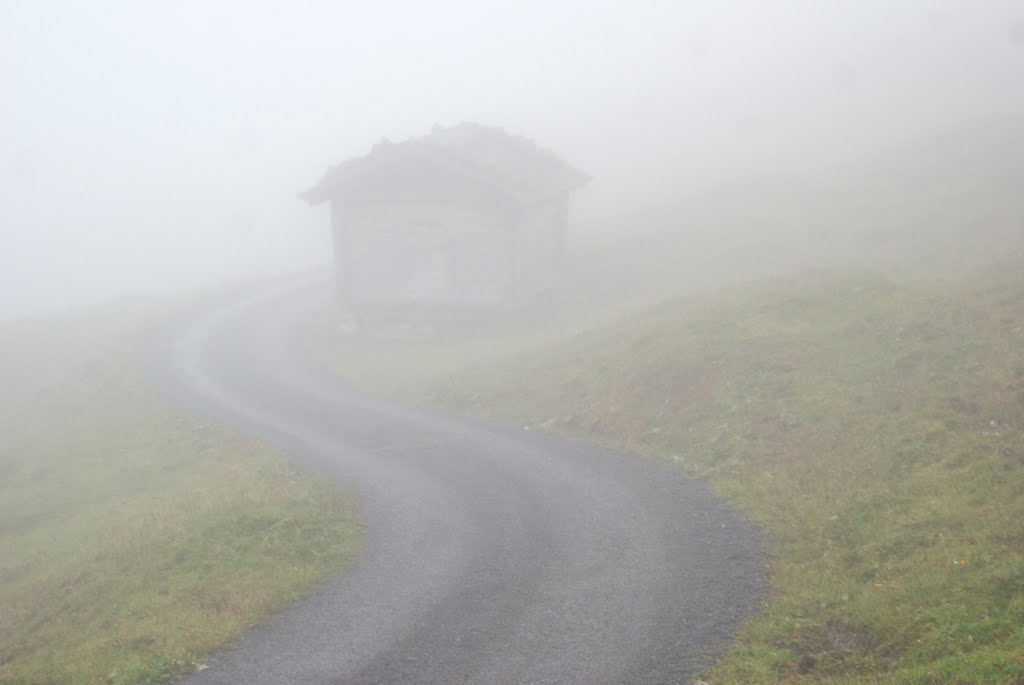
301,123,589,206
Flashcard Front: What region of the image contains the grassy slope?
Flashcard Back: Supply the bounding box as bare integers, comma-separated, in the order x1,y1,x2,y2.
565,113,1024,313
0,301,360,685
307,117,1024,683
424,266,1024,683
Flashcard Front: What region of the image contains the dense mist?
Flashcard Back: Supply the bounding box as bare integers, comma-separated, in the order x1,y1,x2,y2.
3,0,1023,319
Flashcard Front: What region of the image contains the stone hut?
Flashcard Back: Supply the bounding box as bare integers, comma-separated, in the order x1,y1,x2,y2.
300,123,588,321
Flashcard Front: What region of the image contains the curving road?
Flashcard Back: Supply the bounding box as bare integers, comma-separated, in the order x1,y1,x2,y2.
159,276,767,685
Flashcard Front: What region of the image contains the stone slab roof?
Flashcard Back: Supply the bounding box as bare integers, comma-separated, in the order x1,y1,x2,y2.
301,123,589,206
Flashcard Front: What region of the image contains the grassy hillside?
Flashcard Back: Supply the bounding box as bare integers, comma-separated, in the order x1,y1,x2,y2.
316,265,1024,683
0,301,360,685
565,114,1024,313
417,264,1024,683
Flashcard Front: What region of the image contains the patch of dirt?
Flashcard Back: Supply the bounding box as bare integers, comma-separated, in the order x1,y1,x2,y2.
778,619,905,676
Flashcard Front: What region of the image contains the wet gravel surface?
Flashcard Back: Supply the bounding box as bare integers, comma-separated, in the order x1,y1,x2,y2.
159,278,767,685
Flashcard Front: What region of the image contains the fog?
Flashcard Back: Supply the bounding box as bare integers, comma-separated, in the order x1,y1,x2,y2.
3,0,1023,320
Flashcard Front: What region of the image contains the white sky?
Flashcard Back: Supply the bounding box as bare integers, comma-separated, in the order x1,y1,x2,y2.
2,1,1023,318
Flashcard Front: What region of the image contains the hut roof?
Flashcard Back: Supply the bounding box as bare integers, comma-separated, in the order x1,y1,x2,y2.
301,123,589,206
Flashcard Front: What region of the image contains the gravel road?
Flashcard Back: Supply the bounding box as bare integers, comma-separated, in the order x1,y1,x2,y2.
159,277,767,685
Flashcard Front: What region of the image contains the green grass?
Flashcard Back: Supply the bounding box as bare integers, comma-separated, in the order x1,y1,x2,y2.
0,300,361,685
320,265,1023,684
